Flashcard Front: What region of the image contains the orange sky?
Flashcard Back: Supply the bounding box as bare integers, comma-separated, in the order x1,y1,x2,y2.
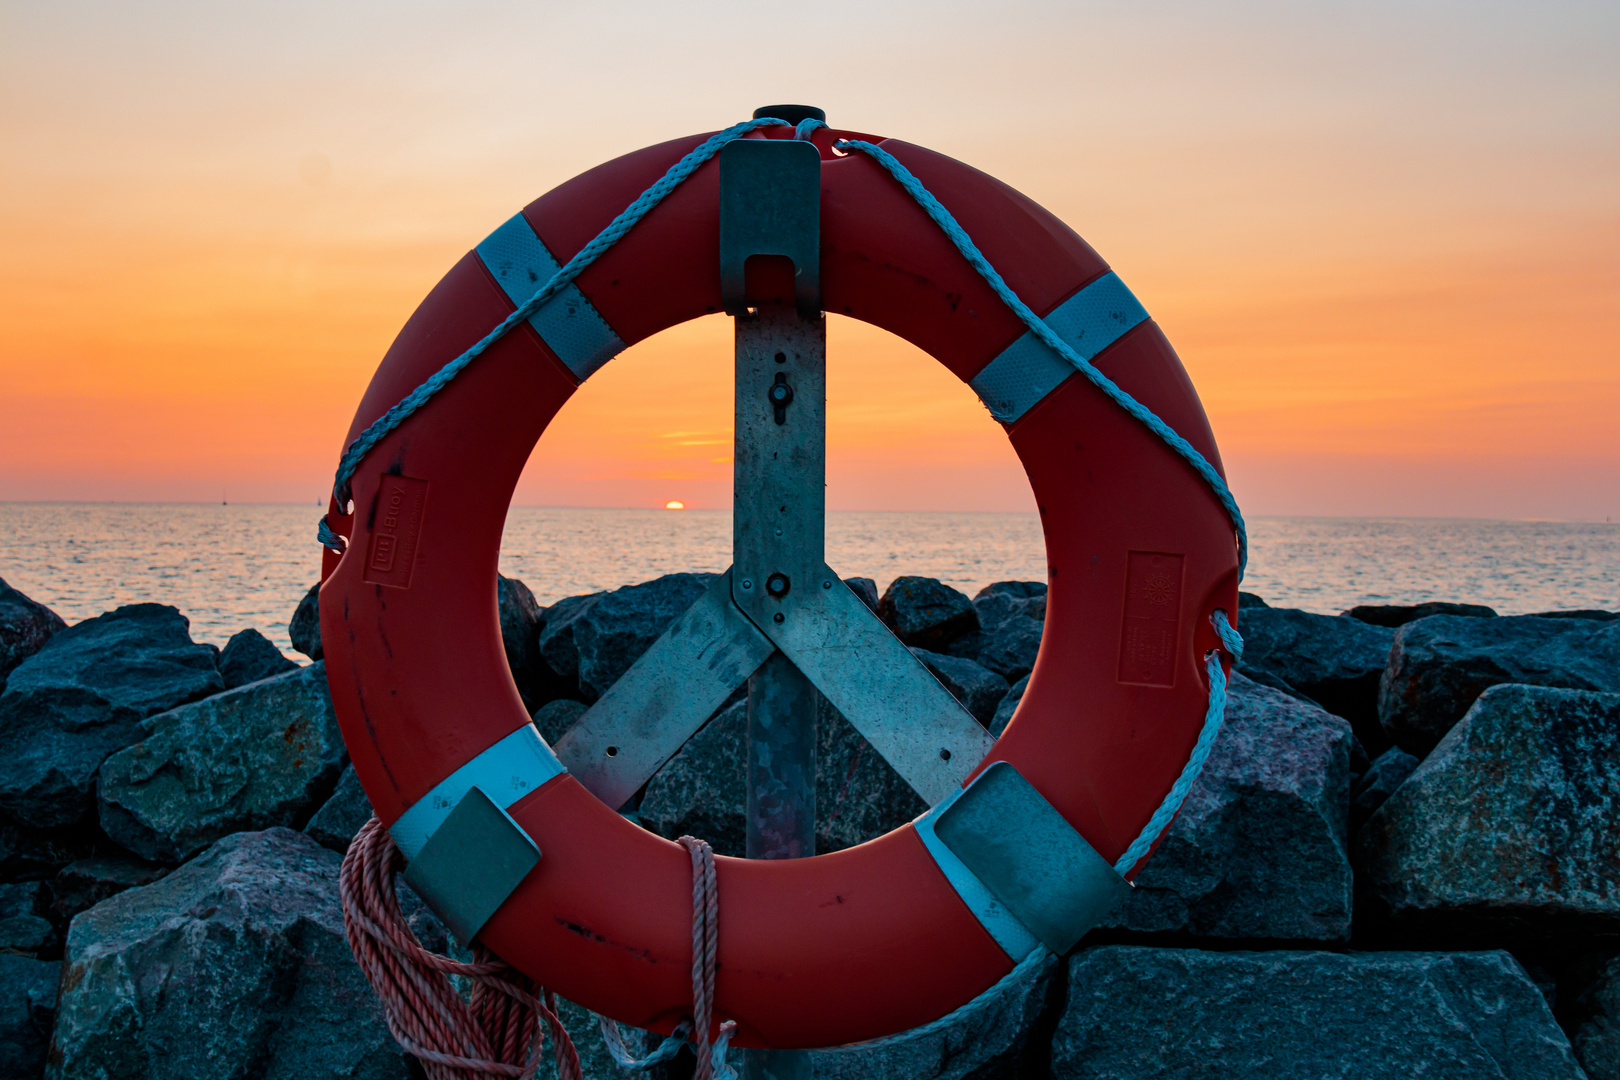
2,1,1616,519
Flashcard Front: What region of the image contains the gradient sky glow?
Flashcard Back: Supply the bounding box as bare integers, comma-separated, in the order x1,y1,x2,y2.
2,1,1616,518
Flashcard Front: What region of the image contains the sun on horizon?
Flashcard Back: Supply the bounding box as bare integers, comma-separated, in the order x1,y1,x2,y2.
664,500,685,511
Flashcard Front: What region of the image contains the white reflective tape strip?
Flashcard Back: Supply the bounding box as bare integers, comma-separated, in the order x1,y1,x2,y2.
389,724,566,860
475,213,625,382
969,271,1150,424
913,790,1040,962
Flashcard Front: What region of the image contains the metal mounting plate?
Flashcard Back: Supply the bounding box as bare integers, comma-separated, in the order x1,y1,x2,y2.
402,786,541,948
719,139,821,318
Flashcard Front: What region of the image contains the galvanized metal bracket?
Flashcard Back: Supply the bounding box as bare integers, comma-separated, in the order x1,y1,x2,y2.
934,761,1130,955
401,786,542,948
719,138,821,319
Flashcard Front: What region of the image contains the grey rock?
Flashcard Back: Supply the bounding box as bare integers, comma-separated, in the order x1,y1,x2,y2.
303,764,374,854
975,615,1043,683
1237,590,1269,609
1358,684,1620,942
50,828,415,1080
909,648,1008,726
942,629,985,661
879,576,978,650
1345,601,1498,627
990,674,1027,737
1350,746,1420,834
51,855,168,923
217,627,298,688
816,697,927,854
0,880,55,954
1098,672,1354,942
533,698,587,745
1569,952,1620,1080
0,955,58,1078
1237,606,1395,755
536,592,604,696
0,822,102,882
807,950,1059,1080
1235,664,1324,710
971,580,1046,633
1379,615,1620,755
498,573,549,709
573,573,716,702
1053,946,1585,1079
98,662,345,863
1530,609,1619,621
0,577,66,688
844,576,880,612
0,603,223,828
288,583,322,660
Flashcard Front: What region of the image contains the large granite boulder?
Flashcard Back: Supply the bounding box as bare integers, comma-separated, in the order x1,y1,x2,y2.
1357,684,1620,942
1568,953,1620,1080
498,573,549,709
50,828,418,1080
1345,601,1497,627
1053,947,1585,1078
1350,746,1420,834
288,583,322,660
974,616,1043,684
638,697,925,857
217,627,297,689
1237,591,1268,609
878,577,977,650
0,577,66,689
844,576,880,612
535,592,604,700
1378,614,1620,755
0,604,223,829
972,581,1046,632
303,764,374,854
0,954,58,1078
1098,672,1354,942
573,574,717,702
98,662,345,863
1236,606,1394,754
807,951,1059,1080
909,648,1008,726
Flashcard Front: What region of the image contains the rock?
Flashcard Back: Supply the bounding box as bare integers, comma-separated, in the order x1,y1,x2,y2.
878,576,977,649
50,855,168,923
0,603,223,829
288,583,322,660
0,955,58,1078
1378,615,1620,755
1235,664,1323,710
1350,747,1420,835
1345,601,1498,627
1097,673,1353,942
217,627,298,688
533,698,587,745
535,592,603,698
573,573,716,702
639,697,925,857
1357,684,1620,943
1568,953,1620,1080
498,573,549,709
1530,609,1619,621
844,576,880,612
0,577,66,689
990,674,1027,737
807,950,1059,1080
1236,606,1394,755
0,822,103,882
303,764,374,854
975,615,1043,683
0,880,55,954
50,828,418,1080
909,648,1008,726
1237,590,1268,609
971,580,1046,632
1053,946,1586,1078
98,661,345,863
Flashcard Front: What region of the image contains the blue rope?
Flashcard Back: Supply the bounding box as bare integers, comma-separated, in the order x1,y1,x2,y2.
317,115,791,549
793,117,827,140
831,138,1248,577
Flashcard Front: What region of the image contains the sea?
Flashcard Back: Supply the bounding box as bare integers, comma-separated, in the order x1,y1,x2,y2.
1,503,1615,660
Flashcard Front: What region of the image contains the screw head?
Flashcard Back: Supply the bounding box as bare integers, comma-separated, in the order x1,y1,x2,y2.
822,580,832,589
766,572,791,597
741,579,753,590
773,612,785,623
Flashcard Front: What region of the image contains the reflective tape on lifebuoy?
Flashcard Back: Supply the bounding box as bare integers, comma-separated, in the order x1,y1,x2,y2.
320,123,1240,1050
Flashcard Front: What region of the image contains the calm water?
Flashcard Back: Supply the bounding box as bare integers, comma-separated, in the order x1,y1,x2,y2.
1,503,1615,659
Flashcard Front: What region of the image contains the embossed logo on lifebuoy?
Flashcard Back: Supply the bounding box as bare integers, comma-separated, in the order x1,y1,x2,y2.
1118,550,1184,686
363,474,428,589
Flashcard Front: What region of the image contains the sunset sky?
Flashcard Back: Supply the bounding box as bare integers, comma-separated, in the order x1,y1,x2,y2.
2,1,1616,519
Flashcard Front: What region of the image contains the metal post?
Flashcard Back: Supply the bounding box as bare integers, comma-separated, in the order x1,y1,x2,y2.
734,306,825,1080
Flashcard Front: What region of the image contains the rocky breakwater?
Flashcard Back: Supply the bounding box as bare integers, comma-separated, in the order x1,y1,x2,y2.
0,573,1616,1079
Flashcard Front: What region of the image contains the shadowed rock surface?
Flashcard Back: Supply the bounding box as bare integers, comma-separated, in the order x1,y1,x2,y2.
98,662,345,863
303,764,373,854
0,954,58,1077
1237,591,1268,609
807,950,1059,1080
1236,606,1395,754
1098,673,1354,942
909,648,1008,726
573,574,718,702
0,822,103,882
535,592,604,700
1345,601,1498,627
971,581,1046,634
287,583,322,660
843,576,880,612
1350,746,1420,835
532,698,587,745
0,604,222,829
974,615,1043,683
1358,684,1620,943
0,879,55,954
990,674,1027,737
1378,614,1620,755
50,855,168,924
1567,952,1620,1080
1529,609,1619,621
1054,946,1585,1079
0,578,66,690
878,577,978,650
498,573,549,709
217,628,298,689
50,828,423,1080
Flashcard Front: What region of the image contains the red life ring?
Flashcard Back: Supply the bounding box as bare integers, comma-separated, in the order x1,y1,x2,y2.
320,122,1239,1049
